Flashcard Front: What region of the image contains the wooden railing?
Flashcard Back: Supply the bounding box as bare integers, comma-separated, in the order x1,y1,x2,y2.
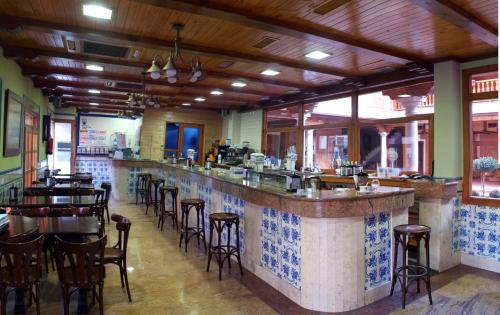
471,78,498,93
391,94,434,111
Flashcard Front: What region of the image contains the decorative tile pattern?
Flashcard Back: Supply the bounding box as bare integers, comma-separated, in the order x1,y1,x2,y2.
0,176,23,201
76,159,111,187
365,212,391,291
127,167,143,196
166,170,177,187
453,202,499,262
198,184,213,239
221,194,245,253
180,176,191,200
261,208,301,289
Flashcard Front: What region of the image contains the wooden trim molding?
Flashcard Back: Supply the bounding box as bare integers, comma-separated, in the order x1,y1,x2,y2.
462,64,499,207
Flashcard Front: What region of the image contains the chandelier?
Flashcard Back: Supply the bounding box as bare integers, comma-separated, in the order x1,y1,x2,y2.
146,23,203,83
126,73,161,109
117,106,142,119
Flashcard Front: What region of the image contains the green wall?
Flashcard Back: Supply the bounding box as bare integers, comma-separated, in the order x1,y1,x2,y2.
0,46,54,172
433,57,498,178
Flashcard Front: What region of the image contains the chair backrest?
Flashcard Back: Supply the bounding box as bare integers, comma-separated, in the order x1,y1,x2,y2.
110,214,131,256
52,207,77,217
20,207,50,217
0,235,44,287
55,235,106,288
100,182,112,204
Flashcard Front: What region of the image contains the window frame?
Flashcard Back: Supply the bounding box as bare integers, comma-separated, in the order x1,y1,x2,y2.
462,64,499,207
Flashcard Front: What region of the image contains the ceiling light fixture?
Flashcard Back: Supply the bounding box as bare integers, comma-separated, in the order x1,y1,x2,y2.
86,64,103,71
194,97,206,102
88,89,100,94
89,102,99,106
146,23,203,84
182,103,191,106
261,69,280,76
305,50,331,60
83,4,113,20
210,90,223,95
232,81,247,87
125,73,161,111
398,94,412,98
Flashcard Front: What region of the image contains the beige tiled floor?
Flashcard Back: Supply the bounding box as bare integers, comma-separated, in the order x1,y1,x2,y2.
9,200,277,315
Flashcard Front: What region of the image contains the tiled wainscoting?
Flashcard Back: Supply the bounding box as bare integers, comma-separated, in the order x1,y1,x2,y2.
365,212,392,290
76,158,111,187
453,201,499,262
222,193,245,252
260,208,301,289
127,167,143,196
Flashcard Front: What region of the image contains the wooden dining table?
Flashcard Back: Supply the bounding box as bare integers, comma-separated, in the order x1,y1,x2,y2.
0,195,96,208
0,215,101,314
24,183,100,196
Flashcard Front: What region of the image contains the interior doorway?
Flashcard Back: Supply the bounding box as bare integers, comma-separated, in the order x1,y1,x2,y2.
164,122,204,164
23,111,39,188
48,120,76,174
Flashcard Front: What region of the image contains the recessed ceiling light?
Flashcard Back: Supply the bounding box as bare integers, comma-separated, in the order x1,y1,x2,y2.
398,94,412,98
232,81,247,87
88,89,100,94
83,4,113,20
261,69,280,76
210,90,223,95
182,103,191,106
86,64,103,71
305,50,331,60
194,97,206,102
89,102,99,106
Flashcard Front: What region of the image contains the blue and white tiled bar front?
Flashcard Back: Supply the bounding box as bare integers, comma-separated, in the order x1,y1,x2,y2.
110,160,414,312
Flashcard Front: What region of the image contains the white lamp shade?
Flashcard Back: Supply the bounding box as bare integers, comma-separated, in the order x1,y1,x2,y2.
147,60,161,76
189,75,197,83
163,57,177,77
150,72,161,80
167,76,177,83
154,103,160,109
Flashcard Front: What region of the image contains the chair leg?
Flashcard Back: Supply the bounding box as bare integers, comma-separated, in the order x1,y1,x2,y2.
119,265,125,288
98,283,104,315
105,205,110,224
179,209,185,249
390,234,399,296
227,224,232,271
235,221,243,277
35,283,40,315
1,286,6,315
44,250,49,274
206,221,213,272
62,287,69,315
217,221,222,281
123,260,132,302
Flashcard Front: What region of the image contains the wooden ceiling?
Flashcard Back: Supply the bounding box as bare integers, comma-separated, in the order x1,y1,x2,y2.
0,0,496,113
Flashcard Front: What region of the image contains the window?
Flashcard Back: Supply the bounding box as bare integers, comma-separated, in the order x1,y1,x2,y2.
265,106,299,128
304,128,348,169
265,131,296,162
463,65,499,206
359,120,431,173
303,97,351,126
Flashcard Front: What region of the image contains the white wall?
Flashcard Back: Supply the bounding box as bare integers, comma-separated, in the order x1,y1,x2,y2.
78,114,143,148
223,109,263,152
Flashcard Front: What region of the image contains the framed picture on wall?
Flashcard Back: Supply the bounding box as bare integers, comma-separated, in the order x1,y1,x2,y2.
3,89,23,157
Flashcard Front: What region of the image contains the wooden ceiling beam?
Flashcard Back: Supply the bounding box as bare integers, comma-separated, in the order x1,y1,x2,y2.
2,44,309,90
0,14,352,78
133,0,424,64
410,0,497,46
21,65,270,98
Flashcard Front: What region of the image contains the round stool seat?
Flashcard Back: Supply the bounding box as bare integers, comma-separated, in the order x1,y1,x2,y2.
138,173,151,177
181,198,204,206
160,186,178,192
394,224,431,235
209,212,238,221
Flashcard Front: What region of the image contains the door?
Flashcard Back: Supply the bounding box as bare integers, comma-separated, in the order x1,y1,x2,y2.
23,111,38,188
164,122,204,164
49,120,75,174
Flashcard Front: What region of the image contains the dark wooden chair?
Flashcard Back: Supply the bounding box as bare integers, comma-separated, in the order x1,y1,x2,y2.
0,235,44,315
100,183,112,224
145,179,164,216
103,214,132,302
54,235,107,315
159,186,179,231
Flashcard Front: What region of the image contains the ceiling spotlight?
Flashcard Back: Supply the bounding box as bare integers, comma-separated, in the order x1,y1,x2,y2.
182,103,191,106
261,69,280,76
86,64,103,71
194,97,206,102
89,102,99,106
210,90,223,95
232,81,247,87
83,4,113,20
305,50,331,60
88,89,100,94
398,94,412,98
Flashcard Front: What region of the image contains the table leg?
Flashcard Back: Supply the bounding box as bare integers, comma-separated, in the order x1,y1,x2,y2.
14,289,26,314
76,288,89,314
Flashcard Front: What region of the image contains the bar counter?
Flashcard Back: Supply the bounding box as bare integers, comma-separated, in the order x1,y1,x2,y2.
110,159,415,312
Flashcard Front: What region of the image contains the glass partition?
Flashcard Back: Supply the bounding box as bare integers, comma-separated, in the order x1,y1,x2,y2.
265,131,296,162
304,127,348,169
303,97,351,126
265,106,299,128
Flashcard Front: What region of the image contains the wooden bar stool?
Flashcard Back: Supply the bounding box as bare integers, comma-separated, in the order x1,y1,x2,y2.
135,173,151,205
206,212,243,280
179,199,206,253
390,224,432,309
146,179,164,216
158,186,178,231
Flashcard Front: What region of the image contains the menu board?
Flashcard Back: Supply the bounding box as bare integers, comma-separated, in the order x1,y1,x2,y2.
79,129,107,146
